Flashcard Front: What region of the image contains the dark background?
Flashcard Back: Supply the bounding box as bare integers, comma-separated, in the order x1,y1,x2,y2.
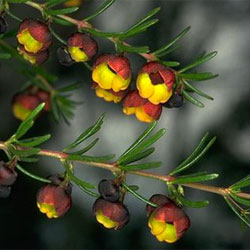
0,0,250,249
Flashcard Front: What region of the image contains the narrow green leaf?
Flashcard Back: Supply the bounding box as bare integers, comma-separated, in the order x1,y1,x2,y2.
182,90,205,108
117,121,157,163
83,28,121,38
179,51,217,73
132,128,166,155
160,60,180,67
11,148,40,158
63,113,105,152
117,42,149,53
153,26,190,56
170,136,216,175
18,157,39,163
119,147,155,165
231,175,250,190
15,103,45,139
63,163,96,189
49,26,67,45
17,134,51,147
84,0,117,21
122,182,157,207
155,45,181,58
7,0,29,3
230,192,250,206
46,0,69,8
78,185,100,198
46,7,79,15
224,197,250,227
67,154,115,163
119,19,159,39
71,138,99,155
119,161,161,171
170,173,219,184
127,185,139,191
179,72,218,81
184,81,214,100
171,187,209,208
58,82,83,93
0,53,11,59
52,16,74,26
124,7,161,33
16,164,50,183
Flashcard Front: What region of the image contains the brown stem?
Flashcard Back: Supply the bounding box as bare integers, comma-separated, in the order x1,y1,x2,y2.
0,140,249,200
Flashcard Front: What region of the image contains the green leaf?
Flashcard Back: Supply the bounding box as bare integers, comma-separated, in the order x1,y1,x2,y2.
122,182,157,207
66,154,115,163
170,173,219,184
119,161,161,171
117,42,149,53
52,16,74,26
124,7,160,34
179,72,218,81
83,28,121,38
46,0,70,8
63,114,105,152
179,51,217,73
16,164,50,183
170,133,215,175
117,122,157,163
49,26,67,45
14,103,45,140
184,81,214,100
127,185,139,191
160,60,180,67
71,138,99,155
11,148,40,158
155,45,181,58
119,19,158,39
231,175,250,190
58,82,83,93
7,0,29,3
182,90,205,108
119,147,155,165
78,185,100,198
46,7,79,15
153,26,191,56
18,157,39,163
0,53,11,59
230,192,250,206
224,197,250,227
17,134,51,147
84,0,117,21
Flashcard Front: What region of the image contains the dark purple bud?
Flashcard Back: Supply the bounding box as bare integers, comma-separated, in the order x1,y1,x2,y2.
98,179,120,202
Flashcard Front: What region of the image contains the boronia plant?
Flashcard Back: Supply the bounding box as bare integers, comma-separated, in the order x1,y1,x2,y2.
0,0,249,245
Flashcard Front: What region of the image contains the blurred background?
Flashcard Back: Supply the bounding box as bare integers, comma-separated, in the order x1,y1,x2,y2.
0,0,250,248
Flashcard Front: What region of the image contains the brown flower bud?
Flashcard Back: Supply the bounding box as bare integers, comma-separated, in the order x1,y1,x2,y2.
0,161,17,186
98,179,120,202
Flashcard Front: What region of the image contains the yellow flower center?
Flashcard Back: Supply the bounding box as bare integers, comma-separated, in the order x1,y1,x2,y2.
92,63,131,92
95,87,122,103
37,202,59,219
17,29,43,53
148,213,178,243
68,46,88,62
96,210,118,229
13,102,32,121
136,73,172,105
123,106,154,123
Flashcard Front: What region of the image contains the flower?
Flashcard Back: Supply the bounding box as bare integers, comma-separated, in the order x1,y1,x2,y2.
98,179,120,202
0,161,17,198
37,184,72,219
12,88,51,121
92,82,128,103
136,62,175,105
18,45,49,65
56,46,74,66
17,19,52,54
67,32,98,62
0,16,7,34
146,194,190,243
93,198,130,230
123,90,162,123
92,54,132,92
